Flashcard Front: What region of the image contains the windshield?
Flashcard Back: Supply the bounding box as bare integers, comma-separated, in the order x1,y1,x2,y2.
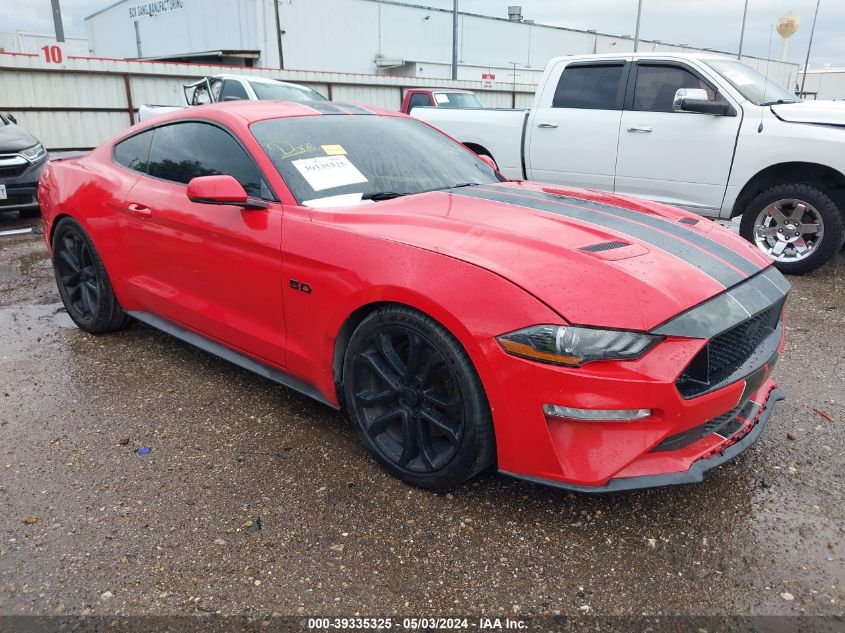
250,81,327,102
251,115,501,206
434,92,483,108
704,59,799,106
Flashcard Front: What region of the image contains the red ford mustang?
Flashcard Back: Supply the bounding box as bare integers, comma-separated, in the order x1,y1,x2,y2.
39,100,789,492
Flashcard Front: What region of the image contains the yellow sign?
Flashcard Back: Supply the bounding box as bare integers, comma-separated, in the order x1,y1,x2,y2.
322,144,347,156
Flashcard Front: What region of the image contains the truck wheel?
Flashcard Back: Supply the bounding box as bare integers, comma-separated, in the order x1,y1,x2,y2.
740,183,844,275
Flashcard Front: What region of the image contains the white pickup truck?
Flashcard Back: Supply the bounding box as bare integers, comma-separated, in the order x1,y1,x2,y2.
415,52,845,274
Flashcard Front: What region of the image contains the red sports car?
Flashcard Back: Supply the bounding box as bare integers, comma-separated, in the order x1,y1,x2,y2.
39,101,789,492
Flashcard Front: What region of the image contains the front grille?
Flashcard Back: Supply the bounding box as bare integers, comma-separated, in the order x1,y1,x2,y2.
676,301,782,398
0,164,28,178
0,191,36,207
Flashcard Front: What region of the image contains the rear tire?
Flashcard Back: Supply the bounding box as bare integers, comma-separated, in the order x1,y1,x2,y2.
342,306,496,490
739,183,844,275
52,217,132,333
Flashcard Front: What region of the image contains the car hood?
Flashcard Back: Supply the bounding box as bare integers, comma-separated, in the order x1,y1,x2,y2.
0,122,39,153
770,100,845,127
316,182,772,331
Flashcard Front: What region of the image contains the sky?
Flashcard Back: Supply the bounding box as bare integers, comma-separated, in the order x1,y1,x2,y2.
2,0,842,68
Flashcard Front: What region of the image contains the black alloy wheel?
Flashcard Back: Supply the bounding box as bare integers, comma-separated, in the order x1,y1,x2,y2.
343,306,495,490
52,217,131,333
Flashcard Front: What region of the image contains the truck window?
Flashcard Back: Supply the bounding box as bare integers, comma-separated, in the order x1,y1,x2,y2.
408,93,432,110
633,65,716,112
219,80,249,101
552,65,624,110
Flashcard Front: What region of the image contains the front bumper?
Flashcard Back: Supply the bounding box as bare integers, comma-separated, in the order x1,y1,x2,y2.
0,154,46,212
502,386,783,493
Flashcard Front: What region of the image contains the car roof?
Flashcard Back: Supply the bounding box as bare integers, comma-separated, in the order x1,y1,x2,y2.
136,99,400,128
548,51,736,64
210,74,314,88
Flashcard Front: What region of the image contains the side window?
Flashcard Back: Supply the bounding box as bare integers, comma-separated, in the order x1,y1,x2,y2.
209,79,223,102
633,65,717,113
552,64,625,110
147,122,265,198
219,79,249,101
113,129,153,173
408,93,432,110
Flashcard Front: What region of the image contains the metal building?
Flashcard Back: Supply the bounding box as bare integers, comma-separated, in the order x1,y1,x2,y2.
85,0,798,88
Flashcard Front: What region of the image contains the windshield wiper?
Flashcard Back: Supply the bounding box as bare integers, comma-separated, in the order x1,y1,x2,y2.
361,191,409,201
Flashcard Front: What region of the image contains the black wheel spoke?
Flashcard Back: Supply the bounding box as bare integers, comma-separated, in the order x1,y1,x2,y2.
367,408,404,439
420,408,460,446
360,351,401,391
354,388,399,407
377,334,406,377
418,353,444,389
404,333,424,379
59,248,80,273
397,410,419,467
423,390,461,413
416,422,437,470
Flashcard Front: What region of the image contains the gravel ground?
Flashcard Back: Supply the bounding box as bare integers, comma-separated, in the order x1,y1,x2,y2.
0,212,842,626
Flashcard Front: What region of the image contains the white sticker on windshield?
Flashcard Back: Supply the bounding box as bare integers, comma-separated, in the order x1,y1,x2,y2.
433,93,449,104
291,155,367,192
724,70,753,86
303,193,374,208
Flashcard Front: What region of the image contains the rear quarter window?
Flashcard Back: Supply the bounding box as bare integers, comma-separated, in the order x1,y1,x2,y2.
113,130,154,173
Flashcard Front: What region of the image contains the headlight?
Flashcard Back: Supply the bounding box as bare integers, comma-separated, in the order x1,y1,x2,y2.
497,325,662,367
19,143,46,163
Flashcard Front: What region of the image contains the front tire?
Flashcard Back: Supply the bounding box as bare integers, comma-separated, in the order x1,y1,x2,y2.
740,183,844,275
342,306,496,490
52,217,131,333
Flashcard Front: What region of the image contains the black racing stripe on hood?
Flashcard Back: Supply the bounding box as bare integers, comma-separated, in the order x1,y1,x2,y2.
451,187,745,288
477,185,762,277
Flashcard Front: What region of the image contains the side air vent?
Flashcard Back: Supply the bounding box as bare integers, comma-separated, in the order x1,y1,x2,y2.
578,240,631,253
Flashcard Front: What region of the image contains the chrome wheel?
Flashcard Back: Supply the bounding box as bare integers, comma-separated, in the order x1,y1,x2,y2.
753,198,824,263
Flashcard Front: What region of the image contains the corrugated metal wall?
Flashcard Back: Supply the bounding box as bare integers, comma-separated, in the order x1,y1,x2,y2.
0,52,535,150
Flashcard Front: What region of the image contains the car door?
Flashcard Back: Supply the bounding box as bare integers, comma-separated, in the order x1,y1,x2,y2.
119,120,286,367
614,61,742,212
526,59,629,191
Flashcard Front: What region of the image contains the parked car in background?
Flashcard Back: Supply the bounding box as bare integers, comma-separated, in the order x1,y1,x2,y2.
402,88,483,114
0,112,48,217
39,100,788,493
139,75,327,121
415,53,845,274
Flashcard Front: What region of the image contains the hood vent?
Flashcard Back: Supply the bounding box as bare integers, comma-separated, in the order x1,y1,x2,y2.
579,240,630,253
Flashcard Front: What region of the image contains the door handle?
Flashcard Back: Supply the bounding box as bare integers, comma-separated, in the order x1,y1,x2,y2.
537,121,559,128
126,203,152,218
627,126,653,133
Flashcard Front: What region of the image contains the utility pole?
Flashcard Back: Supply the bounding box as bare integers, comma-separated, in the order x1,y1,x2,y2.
451,0,458,80
633,0,643,52
800,0,821,95
737,0,749,59
274,0,285,69
51,0,65,42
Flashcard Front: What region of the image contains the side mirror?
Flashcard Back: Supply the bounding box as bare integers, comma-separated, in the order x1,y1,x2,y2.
477,154,497,170
673,88,733,115
186,175,267,210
